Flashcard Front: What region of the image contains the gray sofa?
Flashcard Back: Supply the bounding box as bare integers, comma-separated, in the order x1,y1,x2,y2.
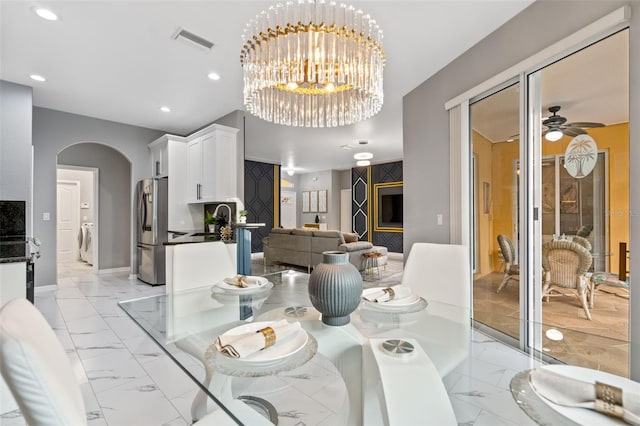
262,228,373,271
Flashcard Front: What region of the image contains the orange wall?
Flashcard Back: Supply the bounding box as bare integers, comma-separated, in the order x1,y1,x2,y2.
540,123,629,271
474,123,629,275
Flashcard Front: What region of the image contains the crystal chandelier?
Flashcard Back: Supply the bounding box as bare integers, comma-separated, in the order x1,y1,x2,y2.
240,0,385,127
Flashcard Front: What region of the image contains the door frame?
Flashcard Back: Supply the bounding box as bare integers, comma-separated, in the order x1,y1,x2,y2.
56,165,100,272
447,6,630,355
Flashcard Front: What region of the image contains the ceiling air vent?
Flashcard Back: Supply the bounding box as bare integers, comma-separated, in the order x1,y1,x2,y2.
172,27,214,51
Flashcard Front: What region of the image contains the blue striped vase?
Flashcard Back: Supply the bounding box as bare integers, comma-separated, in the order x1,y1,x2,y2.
308,251,363,326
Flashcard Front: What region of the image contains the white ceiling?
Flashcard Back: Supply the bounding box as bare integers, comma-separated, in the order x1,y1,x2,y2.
472,29,629,143
1,0,535,172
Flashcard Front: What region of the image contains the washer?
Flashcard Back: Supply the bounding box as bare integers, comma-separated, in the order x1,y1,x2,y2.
83,223,94,265
77,225,86,261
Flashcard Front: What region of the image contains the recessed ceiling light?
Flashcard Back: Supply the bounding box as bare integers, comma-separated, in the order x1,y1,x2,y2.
354,152,373,160
207,72,221,81
356,160,370,167
33,7,58,21
160,106,171,113
30,74,46,82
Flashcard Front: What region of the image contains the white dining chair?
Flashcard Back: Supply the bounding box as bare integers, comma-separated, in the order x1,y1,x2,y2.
0,298,88,426
400,242,471,377
0,298,269,426
401,242,471,308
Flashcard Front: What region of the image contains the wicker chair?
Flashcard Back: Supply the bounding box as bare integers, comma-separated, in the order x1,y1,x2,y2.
496,234,519,293
541,240,593,320
570,235,592,251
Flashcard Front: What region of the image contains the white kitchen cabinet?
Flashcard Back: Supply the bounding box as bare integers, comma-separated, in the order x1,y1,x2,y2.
148,135,191,231
186,124,239,203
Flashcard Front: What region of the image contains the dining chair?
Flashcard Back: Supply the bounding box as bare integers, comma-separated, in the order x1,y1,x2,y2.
541,240,593,320
0,298,269,425
496,234,519,293
0,298,88,426
401,242,471,308
400,242,471,377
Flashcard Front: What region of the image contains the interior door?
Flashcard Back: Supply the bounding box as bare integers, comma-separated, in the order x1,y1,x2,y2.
57,181,79,262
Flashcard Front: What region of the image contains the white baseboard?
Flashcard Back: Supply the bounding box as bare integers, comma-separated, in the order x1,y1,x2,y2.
35,284,57,293
97,266,130,275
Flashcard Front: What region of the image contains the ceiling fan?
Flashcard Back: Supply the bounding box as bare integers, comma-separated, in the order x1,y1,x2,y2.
543,105,604,141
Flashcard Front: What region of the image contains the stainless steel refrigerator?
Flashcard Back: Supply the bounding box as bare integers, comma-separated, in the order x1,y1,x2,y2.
136,178,168,285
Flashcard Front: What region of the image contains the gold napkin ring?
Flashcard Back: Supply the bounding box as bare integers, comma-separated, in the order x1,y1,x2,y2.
595,381,624,419
257,326,276,348
383,288,395,300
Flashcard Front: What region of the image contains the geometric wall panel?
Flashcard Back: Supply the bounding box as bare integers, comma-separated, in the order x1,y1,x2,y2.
351,167,368,241
244,160,277,252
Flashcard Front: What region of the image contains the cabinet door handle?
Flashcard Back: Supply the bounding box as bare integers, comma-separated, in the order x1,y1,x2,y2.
197,183,201,199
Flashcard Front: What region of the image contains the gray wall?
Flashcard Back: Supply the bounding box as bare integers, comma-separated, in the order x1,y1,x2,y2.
403,1,639,378
58,145,130,270
0,81,33,236
33,107,163,286
297,170,334,228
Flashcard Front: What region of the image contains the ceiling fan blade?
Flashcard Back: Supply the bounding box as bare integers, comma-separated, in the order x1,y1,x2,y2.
563,127,587,137
565,121,605,128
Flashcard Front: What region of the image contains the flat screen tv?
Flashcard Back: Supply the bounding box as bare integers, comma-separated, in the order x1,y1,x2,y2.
376,185,403,229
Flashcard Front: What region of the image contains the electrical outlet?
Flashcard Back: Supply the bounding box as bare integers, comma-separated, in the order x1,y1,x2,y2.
43,212,50,221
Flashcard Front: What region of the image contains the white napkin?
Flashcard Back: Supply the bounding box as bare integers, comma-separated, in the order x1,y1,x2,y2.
530,368,640,425
223,275,266,288
215,320,301,358
363,285,413,303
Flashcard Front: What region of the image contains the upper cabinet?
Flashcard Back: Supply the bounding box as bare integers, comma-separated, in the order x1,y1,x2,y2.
186,124,239,204
149,135,185,177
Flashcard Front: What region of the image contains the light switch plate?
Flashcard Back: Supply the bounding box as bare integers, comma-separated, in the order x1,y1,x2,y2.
43,212,50,221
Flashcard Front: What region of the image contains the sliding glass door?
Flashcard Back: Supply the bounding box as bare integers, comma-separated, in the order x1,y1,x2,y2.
469,29,630,375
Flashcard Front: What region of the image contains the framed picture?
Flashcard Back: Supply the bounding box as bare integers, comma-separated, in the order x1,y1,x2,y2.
310,190,318,212
302,191,310,213
318,189,327,212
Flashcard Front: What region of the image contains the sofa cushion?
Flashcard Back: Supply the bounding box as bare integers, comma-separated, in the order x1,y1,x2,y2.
339,241,373,252
291,228,314,236
313,230,345,244
270,228,293,234
343,232,359,243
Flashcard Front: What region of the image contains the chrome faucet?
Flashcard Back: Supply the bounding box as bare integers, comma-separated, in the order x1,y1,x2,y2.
212,203,233,225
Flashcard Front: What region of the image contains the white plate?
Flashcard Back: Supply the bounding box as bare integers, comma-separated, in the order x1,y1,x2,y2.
361,288,421,311
533,365,640,425
217,321,308,364
214,277,271,294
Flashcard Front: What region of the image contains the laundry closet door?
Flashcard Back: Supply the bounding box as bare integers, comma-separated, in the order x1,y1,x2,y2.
57,181,80,262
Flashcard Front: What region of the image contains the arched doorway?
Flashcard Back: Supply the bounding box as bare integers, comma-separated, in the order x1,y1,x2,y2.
56,143,131,279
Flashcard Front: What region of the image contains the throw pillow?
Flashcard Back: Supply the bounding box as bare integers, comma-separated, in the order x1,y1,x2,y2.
344,233,358,243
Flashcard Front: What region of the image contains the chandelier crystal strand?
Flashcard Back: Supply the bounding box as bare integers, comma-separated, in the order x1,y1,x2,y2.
241,0,384,127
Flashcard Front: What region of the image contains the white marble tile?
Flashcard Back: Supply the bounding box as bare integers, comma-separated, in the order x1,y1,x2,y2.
474,409,532,426
95,377,183,426
169,388,199,424
54,287,87,299
57,298,101,322
82,349,149,393
140,356,200,400
448,396,482,425
454,356,512,388
87,296,126,318
80,382,107,425
103,315,147,341
449,376,538,425
122,335,165,364
70,330,126,360
66,315,111,335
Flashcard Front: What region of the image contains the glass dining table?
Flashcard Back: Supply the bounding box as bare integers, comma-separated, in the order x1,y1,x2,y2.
118,270,624,425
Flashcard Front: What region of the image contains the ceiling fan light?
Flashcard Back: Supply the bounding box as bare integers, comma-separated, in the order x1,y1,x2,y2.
545,130,563,142
354,152,373,160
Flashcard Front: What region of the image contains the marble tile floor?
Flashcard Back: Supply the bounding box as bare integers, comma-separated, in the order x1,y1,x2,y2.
2,257,541,426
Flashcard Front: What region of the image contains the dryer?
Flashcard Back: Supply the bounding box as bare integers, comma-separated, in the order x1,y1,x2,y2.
78,225,87,261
